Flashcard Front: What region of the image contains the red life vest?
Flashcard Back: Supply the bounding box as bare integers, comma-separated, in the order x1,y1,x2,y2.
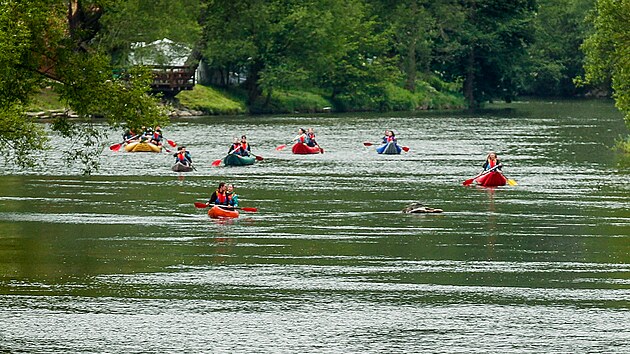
240,142,249,150
215,190,227,204
297,135,306,143
177,152,185,162
488,159,497,168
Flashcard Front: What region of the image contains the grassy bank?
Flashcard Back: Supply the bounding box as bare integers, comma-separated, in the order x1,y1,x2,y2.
27,82,465,116
176,85,246,115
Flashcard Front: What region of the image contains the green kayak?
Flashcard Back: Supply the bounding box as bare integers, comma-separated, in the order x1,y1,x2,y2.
223,154,256,166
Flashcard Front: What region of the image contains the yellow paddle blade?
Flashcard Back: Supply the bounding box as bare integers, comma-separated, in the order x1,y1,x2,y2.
507,179,517,186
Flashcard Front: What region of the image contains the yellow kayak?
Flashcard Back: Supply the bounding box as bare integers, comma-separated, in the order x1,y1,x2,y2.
124,142,161,153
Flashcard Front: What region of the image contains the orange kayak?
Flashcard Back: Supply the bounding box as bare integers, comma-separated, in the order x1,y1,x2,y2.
208,205,240,219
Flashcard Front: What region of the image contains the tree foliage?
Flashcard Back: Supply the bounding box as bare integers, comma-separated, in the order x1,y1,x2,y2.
579,0,630,127
0,0,168,172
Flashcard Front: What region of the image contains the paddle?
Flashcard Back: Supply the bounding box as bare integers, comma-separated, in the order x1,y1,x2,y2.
503,174,518,186
462,164,502,186
194,202,257,212
165,138,177,147
211,158,222,167
363,141,409,152
109,135,139,152
276,143,289,151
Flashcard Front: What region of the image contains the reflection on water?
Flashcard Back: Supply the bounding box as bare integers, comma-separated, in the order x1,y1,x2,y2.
0,100,629,352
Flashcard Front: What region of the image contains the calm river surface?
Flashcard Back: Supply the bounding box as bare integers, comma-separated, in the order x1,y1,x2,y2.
1,100,629,353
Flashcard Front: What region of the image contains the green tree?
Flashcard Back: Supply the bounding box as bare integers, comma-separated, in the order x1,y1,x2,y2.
524,0,593,96
0,0,168,172
433,0,537,107
579,0,630,131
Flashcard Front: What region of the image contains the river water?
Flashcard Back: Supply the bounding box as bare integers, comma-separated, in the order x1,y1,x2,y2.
1,100,629,353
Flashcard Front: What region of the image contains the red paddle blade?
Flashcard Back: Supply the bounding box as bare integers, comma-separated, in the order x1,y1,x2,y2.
167,139,177,147
194,202,209,208
255,155,264,161
275,144,287,151
402,146,410,152
462,178,475,186
109,143,122,151
363,142,373,146
319,147,325,153
211,159,222,167
240,207,257,212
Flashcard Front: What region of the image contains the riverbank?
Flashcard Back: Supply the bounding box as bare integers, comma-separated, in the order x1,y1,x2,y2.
28,82,466,118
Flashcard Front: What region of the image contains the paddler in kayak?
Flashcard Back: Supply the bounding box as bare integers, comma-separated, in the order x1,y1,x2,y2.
226,184,239,207
174,146,193,167
227,135,252,156
305,128,318,147
293,128,307,145
208,182,229,206
482,152,502,172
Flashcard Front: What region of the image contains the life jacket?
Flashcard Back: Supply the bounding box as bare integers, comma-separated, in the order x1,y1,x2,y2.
386,136,396,143
240,142,249,151
176,152,187,163
307,132,315,140
215,190,227,204
152,132,162,142
230,143,241,153
297,134,306,143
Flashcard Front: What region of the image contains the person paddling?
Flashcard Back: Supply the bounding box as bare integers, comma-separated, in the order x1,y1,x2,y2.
208,182,229,206
293,128,307,144
237,135,251,156
227,137,241,155
150,126,163,146
306,128,320,147
482,152,502,172
226,184,239,207
174,146,192,166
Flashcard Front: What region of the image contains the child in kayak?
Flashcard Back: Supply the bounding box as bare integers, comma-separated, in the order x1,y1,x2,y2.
482,152,502,171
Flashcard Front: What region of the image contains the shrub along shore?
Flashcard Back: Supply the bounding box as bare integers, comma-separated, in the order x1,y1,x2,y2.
28,83,465,118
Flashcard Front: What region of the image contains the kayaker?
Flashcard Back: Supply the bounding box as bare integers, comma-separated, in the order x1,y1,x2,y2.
150,126,163,146
123,128,137,141
174,146,193,166
226,184,239,207
208,182,229,205
306,128,319,148
293,128,307,144
381,129,391,144
227,137,241,155
482,152,502,171
237,135,251,156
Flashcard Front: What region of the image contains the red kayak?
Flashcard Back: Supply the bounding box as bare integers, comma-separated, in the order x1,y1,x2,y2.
292,143,321,154
475,171,507,187
208,205,239,219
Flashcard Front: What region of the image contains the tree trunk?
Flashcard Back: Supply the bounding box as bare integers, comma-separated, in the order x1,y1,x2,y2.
245,60,263,105
464,46,475,108
404,1,418,92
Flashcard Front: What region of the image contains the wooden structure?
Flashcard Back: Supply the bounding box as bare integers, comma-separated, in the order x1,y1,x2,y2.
149,65,196,96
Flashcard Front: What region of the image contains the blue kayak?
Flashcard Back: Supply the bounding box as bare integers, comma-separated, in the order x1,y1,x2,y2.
376,142,401,154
